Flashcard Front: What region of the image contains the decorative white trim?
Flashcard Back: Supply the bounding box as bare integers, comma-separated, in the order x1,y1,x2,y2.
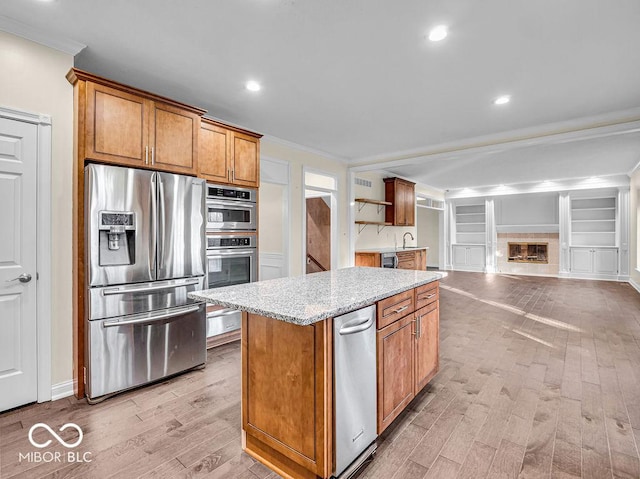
351,108,640,167
51,380,74,401
259,252,286,281
0,105,51,125
0,15,85,56
629,278,640,294
262,135,349,164
36,117,52,403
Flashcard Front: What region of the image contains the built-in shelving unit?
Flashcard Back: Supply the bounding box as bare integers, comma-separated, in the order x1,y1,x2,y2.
455,204,486,244
570,196,616,246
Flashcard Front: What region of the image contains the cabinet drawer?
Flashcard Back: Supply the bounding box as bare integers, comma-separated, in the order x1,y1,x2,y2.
377,289,415,329
415,281,439,309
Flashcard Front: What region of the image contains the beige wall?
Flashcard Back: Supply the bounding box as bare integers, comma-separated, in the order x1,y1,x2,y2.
261,140,349,274
416,207,440,266
630,170,640,286
258,182,284,253
0,32,74,385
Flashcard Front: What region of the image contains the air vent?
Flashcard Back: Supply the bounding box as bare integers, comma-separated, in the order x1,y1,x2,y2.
354,177,372,188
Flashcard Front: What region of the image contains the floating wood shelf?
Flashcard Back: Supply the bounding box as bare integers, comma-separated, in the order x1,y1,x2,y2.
355,198,393,213
355,220,392,233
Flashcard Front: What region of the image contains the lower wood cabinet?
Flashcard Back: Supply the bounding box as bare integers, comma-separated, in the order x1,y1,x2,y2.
354,252,381,268
376,283,440,434
377,313,416,433
415,303,439,392
396,250,417,270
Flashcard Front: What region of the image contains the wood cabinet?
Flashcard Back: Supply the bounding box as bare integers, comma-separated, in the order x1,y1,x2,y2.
354,252,381,268
199,118,261,188
416,248,427,271
375,282,440,434
452,244,486,272
384,178,416,226
415,302,439,391
70,69,204,175
377,314,416,433
242,313,332,479
396,249,427,271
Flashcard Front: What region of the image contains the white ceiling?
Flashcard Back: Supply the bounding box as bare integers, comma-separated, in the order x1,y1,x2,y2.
1,0,639,189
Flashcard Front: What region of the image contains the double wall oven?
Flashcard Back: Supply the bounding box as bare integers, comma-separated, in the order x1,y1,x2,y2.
205,184,258,341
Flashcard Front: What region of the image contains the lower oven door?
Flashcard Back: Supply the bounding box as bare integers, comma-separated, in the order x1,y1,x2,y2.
86,303,206,399
206,249,257,288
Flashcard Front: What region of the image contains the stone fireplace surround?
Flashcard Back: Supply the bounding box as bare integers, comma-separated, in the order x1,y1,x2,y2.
497,233,559,276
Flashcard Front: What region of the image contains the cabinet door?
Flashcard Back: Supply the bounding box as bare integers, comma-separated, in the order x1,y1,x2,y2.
415,304,439,392
377,314,415,433
403,182,415,226
199,122,231,184
452,245,467,268
594,248,618,275
85,82,149,166
231,131,259,188
570,248,593,274
396,251,417,270
416,249,426,270
150,101,199,175
396,183,407,226
355,252,381,268
467,246,486,269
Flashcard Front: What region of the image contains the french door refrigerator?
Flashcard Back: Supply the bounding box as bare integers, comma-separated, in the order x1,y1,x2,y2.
85,163,206,400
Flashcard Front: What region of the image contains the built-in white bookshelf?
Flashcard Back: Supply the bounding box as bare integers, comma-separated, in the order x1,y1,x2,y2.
570,196,616,247
455,204,486,244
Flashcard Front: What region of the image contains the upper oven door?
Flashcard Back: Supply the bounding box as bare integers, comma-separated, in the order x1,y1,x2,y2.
206,249,257,288
206,200,257,231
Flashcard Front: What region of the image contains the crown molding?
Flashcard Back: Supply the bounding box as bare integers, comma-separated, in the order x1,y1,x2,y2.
0,15,85,56
261,134,349,164
444,174,630,200
628,158,640,176
351,107,640,170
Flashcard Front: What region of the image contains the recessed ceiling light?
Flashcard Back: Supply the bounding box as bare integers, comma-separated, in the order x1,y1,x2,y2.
493,95,511,105
428,25,448,42
245,80,261,92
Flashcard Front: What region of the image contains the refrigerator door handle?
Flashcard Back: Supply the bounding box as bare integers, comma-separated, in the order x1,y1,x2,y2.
102,278,201,296
102,305,201,328
150,172,157,275
158,177,166,271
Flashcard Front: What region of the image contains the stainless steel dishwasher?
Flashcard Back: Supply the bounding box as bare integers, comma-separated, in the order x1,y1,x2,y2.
333,304,377,478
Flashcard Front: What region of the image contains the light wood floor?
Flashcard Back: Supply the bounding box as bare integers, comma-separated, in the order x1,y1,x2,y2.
2,272,640,478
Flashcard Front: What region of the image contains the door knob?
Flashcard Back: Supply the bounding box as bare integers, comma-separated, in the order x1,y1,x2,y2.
6,273,32,283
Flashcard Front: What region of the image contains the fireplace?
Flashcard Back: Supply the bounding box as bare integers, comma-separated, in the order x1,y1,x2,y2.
508,242,548,264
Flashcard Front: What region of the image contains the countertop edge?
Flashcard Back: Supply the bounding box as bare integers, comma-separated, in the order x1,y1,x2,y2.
189,274,442,325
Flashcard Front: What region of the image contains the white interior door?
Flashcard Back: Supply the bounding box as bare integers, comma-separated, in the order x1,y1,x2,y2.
0,117,38,411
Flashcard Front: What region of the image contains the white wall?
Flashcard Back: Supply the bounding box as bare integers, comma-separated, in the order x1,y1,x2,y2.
260,140,349,274
0,32,74,385
630,169,640,287
495,192,559,227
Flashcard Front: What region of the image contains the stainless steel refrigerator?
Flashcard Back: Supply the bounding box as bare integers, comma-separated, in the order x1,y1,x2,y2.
85,163,207,400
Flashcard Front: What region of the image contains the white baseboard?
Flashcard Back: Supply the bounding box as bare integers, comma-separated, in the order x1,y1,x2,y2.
51,380,74,401
630,278,640,294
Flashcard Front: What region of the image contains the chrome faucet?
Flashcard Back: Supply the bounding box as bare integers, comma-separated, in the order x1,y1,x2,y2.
402,232,414,249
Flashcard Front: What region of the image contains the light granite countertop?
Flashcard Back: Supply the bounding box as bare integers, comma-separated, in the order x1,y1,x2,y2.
189,267,443,325
355,246,430,253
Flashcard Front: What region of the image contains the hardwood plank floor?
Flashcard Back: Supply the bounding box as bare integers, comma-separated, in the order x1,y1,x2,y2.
2,272,640,478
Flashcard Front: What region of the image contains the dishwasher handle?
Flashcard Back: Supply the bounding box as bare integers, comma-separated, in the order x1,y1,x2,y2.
338,316,374,335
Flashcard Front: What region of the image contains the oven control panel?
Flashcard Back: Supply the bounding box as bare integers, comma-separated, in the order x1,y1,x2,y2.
207,235,256,249
206,184,257,203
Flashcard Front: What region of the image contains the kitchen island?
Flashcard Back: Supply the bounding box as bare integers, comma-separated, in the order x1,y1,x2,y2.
189,267,443,479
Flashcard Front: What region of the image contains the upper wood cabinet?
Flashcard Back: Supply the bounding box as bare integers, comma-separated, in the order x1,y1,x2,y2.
384,178,416,226
68,68,204,175
199,118,261,188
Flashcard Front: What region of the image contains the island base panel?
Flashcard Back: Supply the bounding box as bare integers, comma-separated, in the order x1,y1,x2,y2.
242,312,333,479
